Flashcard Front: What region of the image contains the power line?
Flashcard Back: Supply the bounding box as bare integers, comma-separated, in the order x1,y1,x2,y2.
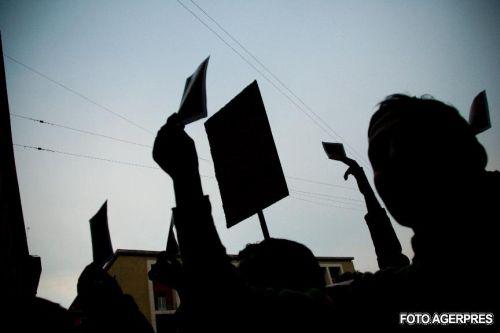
3,31,368,205
13,144,159,170
13,143,212,178
14,143,363,211
290,195,363,212
289,187,363,203
183,0,369,166
290,190,364,208
12,113,360,195
4,54,154,135
5,28,370,185
175,0,334,139
285,175,356,191
4,50,362,198
289,191,364,208
11,113,152,148
12,112,355,190
6,22,368,169
11,113,211,162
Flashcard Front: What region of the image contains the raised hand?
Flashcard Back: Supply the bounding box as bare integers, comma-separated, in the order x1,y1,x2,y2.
153,113,199,181
342,158,371,196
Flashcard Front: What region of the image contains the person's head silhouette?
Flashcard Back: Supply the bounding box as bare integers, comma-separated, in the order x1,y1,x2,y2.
238,238,324,291
368,94,487,228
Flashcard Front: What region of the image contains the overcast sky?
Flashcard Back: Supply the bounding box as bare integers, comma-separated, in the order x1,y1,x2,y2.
1,0,499,307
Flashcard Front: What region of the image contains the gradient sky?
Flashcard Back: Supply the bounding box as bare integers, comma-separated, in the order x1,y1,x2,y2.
1,0,499,307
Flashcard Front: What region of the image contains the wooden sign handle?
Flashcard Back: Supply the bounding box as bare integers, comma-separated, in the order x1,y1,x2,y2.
257,210,270,240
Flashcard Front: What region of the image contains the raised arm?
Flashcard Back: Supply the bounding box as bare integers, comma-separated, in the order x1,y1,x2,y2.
152,113,241,327
152,113,229,264
343,158,409,269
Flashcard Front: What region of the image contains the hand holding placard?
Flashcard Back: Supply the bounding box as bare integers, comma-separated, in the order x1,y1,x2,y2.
469,90,491,135
177,57,209,125
322,142,347,161
89,201,114,267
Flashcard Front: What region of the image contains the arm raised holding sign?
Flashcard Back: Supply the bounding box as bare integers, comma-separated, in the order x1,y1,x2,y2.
323,143,409,270
153,113,203,204
343,157,409,269
153,113,241,330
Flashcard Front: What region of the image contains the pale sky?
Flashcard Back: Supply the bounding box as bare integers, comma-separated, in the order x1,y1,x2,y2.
1,0,499,307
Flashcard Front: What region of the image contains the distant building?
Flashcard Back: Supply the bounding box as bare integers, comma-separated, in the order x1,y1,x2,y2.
82,249,355,332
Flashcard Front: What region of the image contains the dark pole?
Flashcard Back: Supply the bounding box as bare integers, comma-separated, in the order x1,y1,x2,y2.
257,210,270,240
0,32,29,260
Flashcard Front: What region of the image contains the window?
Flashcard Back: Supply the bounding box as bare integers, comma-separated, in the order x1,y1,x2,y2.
155,296,167,311
321,264,343,285
328,266,341,283
323,267,331,285
153,281,177,311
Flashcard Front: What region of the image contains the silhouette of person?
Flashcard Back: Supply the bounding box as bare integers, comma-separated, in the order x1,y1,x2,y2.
328,94,499,328
76,263,154,333
153,113,241,332
153,113,333,332
368,94,498,308
341,157,409,269
238,238,325,292
4,255,73,333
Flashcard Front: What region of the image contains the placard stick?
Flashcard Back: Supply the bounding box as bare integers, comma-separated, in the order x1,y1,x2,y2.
257,210,270,240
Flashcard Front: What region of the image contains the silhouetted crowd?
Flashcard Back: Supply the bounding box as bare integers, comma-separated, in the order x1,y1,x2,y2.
5,94,498,331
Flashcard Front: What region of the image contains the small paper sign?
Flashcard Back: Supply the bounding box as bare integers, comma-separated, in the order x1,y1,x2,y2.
178,57,210,125
322,142,347,161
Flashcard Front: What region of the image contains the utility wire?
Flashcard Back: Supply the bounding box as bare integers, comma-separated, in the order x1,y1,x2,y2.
11,113,359,192
13,144,159,170
290,195,363,212
5,33,369,182
11,113,355,188
289,187,363,203
4,54,154,135
4,48,360,194
13,143,360,210
175,0,334,139
13,108,358,190
11,113,211,162
11,113,152,148
289,190,364,208
182,0,369,166
285,175,356,191
14,143,212,178
5,15,369,171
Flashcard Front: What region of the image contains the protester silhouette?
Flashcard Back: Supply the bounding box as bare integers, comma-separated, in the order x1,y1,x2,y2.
237,238,325,291
328,94,499,328
76,263,154,333
3,254,73,332
153,113,238,332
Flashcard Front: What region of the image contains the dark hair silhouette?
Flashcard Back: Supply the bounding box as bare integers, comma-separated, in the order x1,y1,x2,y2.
368,94,488,228
238,238,325,291
369,94,487,170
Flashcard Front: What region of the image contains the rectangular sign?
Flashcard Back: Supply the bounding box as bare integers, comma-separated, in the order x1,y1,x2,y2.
89,201,114,267
178,56,209,125
205,81,289,228
322,142,347,161
469,90,491,135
